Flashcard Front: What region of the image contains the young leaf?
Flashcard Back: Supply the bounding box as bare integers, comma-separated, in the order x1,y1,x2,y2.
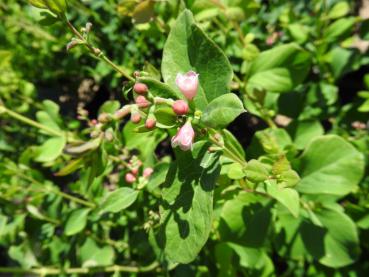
265,181,300,217
99,188,139,214
29,0,48,9
162,10,233,110
35,136,66,163
200,93,245,129
64,208,90,236
138,77,183,100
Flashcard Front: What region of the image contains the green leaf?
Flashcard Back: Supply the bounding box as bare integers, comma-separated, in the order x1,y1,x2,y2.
146,162,170,193
265,181,300,217
324,17,356,41
36,100,62,132
132,0,154,24
288,23,309,44
55,157,85,176
39,11,58,26
328,1,350,19
64,208,90,236
162,10,233,110
296,135,365,196
154,141,221,263
123,122,167,164
358,99,369,112
246,43,311,94
9,241,38,268
35,136,66,163
99,187,139,214
227,163,246,180
287,120,324,149
200,93,245,129
44,0,68,15
98,100,120,115
154,106,177,129
221,129,246,161
244,159,269,184
219,192,272,247
79,238,114,267
275,210,305,260
29,0,48,9
138,77,183,99
301,208,360,268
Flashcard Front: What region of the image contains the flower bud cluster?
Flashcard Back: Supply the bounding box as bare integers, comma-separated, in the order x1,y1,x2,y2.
124,156,154,185
84,70,200,151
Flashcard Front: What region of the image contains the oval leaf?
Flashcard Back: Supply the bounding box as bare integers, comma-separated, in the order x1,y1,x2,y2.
99,188,139,214
200,93,245,129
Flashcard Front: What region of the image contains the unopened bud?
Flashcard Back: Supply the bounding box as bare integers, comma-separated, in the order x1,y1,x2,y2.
90,130,101,138
104,130,114,141
145,118,156,129
98,112,110,123
175,71,199,100
114,106,131,120
133,83,148,94
131,167,139,175
66,40,79,51
85,22,93,33
131,112,141,124
135,96,150,108
125,173,136,183
172,100,189,115
134,71,140,78
143,167,154,178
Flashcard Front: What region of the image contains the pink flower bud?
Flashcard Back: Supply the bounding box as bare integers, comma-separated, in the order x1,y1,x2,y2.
125,173,136,183
175,71,199,100
172,100,189,115
171,122,195,151
143,167,154,178
90,119,98,125
131,167,139,175
133,83,148,94
131,112,141,124
135,95,150,108
145,118,156,129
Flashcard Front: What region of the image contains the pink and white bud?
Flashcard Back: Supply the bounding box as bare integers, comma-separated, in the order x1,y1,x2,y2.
125,173,136,183
171,122,195,151
131,112,141,124
131,167,139,175
145,118,156,129
135,96,150,108
172,100,189,115
133,83,148,94
175,71,199,100
143,167,154,178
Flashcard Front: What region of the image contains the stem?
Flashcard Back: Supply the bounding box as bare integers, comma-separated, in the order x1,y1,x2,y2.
208,131,247,168
55,190,95,208
64,19,134,82
0,262,159,275
1,106,64,137
7,165,95,208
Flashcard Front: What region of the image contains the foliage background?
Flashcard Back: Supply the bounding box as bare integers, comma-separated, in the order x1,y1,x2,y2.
1,0,369,276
